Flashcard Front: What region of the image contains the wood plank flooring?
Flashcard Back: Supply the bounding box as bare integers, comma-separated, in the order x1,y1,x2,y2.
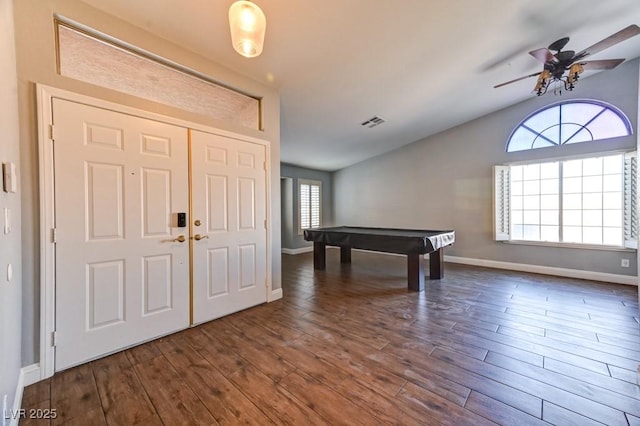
21,251,640,425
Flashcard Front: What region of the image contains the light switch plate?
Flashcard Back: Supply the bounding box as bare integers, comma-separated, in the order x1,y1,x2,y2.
2,162,17,193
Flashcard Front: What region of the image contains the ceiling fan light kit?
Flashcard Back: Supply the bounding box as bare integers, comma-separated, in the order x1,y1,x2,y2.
228,0,266,58
495,24,640,96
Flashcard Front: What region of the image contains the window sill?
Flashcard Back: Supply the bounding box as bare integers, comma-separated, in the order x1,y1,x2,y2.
502,240,637,252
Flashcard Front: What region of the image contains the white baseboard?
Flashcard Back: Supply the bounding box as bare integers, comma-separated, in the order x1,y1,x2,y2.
445,255,638,286
281,246,313,255
21,364,41,387
269,288,283,302
6,367,25,426
3,364,43,426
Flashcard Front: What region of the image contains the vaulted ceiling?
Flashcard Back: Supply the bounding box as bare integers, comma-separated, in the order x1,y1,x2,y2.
81,0,640,171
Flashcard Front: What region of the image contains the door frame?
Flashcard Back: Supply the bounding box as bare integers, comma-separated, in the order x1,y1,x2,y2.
36,84,274,380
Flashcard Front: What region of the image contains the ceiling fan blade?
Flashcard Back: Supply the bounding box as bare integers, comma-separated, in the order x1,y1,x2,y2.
575,24,640,59
579,58,625,70
494,72,541,88
548,37,570,52
529,48,557,63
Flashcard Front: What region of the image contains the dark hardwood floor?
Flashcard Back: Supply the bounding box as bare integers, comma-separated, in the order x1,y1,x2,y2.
21,250,640,425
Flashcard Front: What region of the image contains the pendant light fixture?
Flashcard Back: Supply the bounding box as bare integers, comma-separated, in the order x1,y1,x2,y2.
228,1,266,58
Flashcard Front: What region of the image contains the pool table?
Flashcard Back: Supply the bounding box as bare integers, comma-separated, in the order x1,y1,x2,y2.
303,226,455,291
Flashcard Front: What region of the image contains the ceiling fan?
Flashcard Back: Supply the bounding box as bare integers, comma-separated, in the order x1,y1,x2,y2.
494,24,640,95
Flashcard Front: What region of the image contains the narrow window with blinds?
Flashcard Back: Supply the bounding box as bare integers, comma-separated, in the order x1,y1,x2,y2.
298,179,322,234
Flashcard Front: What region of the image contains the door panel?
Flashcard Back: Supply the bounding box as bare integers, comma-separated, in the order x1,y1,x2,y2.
143,254,173,314
142,169,172,237
53,99,190,370
87,260,124,329
207,175,228,231
191,130,267,324
208,248,230,297
86,163,124,239
239,244,257,288
238,177,256,229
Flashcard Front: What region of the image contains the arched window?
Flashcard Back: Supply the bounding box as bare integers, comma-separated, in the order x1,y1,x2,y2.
506,100,632,152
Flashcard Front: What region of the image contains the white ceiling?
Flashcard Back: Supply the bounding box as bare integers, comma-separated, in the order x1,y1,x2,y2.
80,0,640,171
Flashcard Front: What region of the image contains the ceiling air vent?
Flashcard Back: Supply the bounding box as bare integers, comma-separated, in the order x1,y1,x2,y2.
361,115,386,128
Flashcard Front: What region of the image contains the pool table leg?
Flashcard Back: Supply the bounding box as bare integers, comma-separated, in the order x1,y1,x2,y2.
429,248,444,279
340,246,351,263
407,254,425,292
313,242,326,270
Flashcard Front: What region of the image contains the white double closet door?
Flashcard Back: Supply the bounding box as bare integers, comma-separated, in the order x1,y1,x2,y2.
53,99,267,371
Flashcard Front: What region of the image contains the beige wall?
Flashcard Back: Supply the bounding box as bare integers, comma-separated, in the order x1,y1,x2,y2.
14,0,281,366
1,0,23,410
